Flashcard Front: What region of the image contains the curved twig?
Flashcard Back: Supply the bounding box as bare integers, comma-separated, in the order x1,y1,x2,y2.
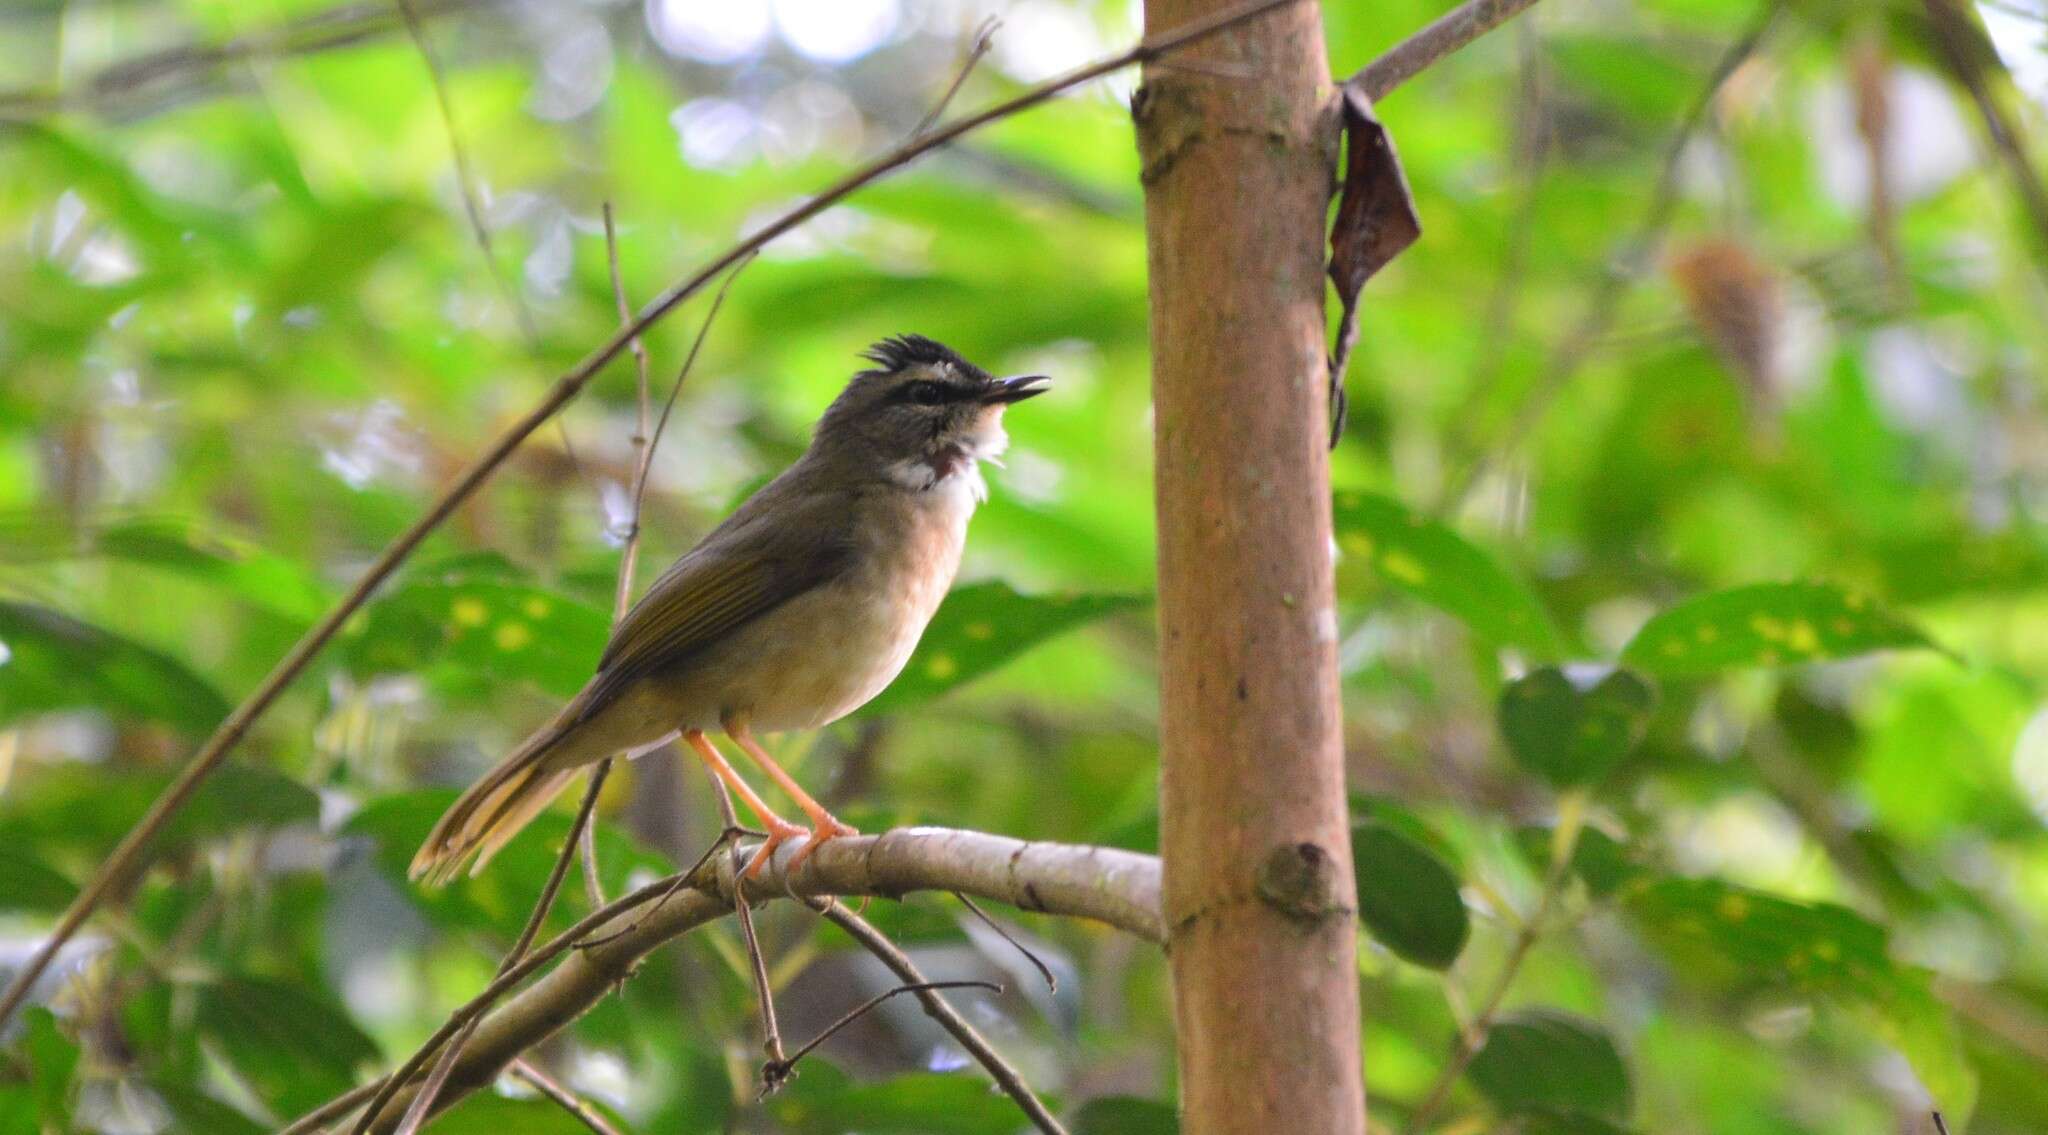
820,901,1065,1133
275,827,1158,1134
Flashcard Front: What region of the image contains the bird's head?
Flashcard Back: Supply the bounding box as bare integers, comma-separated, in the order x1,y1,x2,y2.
812,335,1050,491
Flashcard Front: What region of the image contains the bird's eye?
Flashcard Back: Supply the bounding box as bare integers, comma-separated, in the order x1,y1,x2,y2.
903,381,948,406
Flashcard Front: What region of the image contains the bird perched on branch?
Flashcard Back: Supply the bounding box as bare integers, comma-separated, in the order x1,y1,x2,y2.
411,336,1049,884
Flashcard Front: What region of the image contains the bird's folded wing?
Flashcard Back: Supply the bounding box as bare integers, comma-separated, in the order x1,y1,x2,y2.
576,493,856,719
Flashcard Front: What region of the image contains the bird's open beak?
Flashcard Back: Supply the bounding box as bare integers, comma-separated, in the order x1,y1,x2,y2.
983,375,1051,404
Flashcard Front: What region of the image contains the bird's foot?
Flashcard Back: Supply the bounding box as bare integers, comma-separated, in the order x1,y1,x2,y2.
785,813,859,873
741,817,808,880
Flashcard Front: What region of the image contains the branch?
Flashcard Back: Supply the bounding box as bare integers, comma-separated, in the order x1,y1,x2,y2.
509,1059,626,1135
1404,793,1586,1133
1920,0,2048,273
1348,0,1546,102
0,0,503,120
394,0,540,344
817,902,1065,1133
0,0,1296,1034
283,828,1158,1133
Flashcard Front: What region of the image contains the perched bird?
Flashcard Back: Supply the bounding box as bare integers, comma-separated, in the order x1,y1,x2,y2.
410,336,1049,884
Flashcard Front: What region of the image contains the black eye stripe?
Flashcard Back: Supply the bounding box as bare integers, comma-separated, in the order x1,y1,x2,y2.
899,380,963,405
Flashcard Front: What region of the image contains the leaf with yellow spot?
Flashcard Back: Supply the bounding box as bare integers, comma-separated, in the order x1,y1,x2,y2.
1626,876,1976,1124
1498,664,1656,788
860,581,1144,715
343,577,609,698
1622,582,1941,677
1332,490,1563,659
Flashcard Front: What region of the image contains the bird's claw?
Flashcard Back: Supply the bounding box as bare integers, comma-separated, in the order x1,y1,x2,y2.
741,818,808,880
785,816,858,873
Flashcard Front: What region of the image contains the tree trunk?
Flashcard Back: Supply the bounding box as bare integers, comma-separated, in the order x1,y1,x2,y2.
1136,2,1365,1132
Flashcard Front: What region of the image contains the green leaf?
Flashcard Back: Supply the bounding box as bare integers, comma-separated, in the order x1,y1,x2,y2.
1505,1112,1635,1135
0,600,231,734
861,582,1145,714
767,1064,1039,1134
1468,1009,1631,1121
151,1081,267,1135
1620,583,1938,676
0,844,75,912
1512,824,1646,899
1626,877,1893,996
0,517,330,622
93,519,330,621
1498,666,1656,788
20,1009,77,1124
0,763,318,863
196,976,380,1117
1074,1096,1177,1134
1353,821,1469,969
343,578,611,699
1333,491,1563,658
422,1093,609,1135
1626,876,1976,1122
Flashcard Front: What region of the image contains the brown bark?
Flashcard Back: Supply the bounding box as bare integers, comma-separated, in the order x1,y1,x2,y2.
1135,1,1364,1132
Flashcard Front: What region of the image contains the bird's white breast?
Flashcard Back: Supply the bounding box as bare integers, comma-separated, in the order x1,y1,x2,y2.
715,476,973,732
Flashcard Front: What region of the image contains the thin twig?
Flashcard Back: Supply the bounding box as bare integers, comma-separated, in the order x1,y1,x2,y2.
632,255,751,526
393,0,539,345
761,980,1003,1095
0,0,1301,1036
1933,1110,1951,1135
603,201,654,618
820,902,1067,1135
511,1059,627,1135
913,17,1001,140
1435,18,1549,482
276,1081,383,1135
572,825,761,951
1405,793,1587,1134
955,892,1058,993
703,772,787,1067
276,872,689,1135
379,760,611,1135
0,0,502,120
394,0,601,503
277,828,1161,1133
1349,0,1545,102
1436,0,1780,513
580,200,656,913
1920,0,2048,276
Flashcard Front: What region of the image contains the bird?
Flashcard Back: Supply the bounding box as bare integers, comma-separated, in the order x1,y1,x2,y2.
410,335,1049,885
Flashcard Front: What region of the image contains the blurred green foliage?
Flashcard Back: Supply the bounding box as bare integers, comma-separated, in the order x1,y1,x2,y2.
3,0,2048,1132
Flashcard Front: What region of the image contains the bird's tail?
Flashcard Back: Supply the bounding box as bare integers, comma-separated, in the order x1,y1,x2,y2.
409,721,580,886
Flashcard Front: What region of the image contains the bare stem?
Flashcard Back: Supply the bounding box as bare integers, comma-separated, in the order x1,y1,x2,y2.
510,1059,627,1135
705,773,786,1067
1405,793,1587,1134
1348,0,1546,102
376,760,612,1135
0,0,501,120
913,17,1001,140
393,0,538,344
763,979,1003,1093
820,902,1067,1134
276,827,1159,1134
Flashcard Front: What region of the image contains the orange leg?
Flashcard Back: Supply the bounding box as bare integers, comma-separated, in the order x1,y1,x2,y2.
725,717,858,872
682,729,803,878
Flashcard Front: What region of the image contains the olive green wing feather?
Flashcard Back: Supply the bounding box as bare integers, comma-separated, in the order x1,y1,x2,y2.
575,485,858,720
